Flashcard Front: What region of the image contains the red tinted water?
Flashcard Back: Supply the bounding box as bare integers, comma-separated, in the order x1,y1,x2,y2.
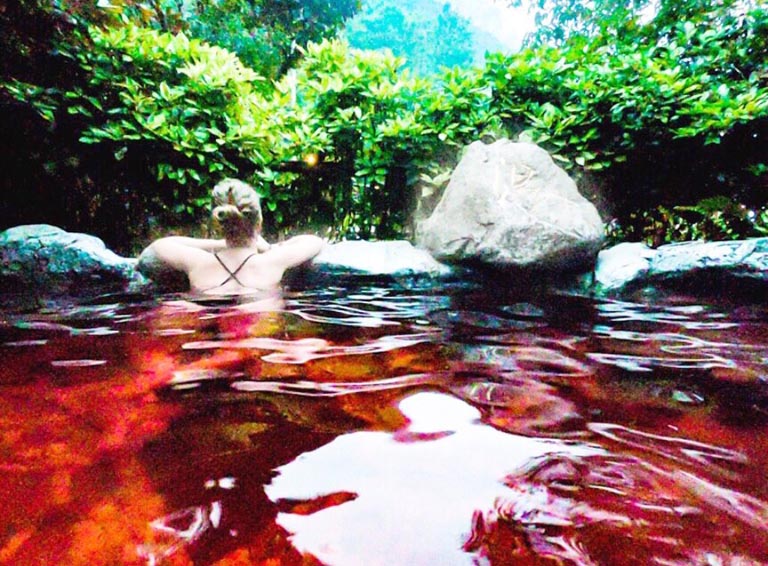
0,287,767,565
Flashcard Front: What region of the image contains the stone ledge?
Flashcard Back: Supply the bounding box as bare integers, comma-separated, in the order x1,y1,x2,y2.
593,237,768,298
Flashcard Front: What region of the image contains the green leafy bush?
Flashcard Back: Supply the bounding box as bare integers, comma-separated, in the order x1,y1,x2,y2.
255,39,493,238
64,25,273,208
610,196,764,247
4,2,767,248
3,24,272,229
259,39,433,237
484,30,768,172
482,8,768,238
8,28,492,240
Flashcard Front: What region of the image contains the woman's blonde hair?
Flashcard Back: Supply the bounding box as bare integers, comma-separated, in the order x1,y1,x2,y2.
211,178,263,245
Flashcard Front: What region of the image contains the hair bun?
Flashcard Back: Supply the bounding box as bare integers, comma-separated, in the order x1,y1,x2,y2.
212,203,242,222
211,178,263,244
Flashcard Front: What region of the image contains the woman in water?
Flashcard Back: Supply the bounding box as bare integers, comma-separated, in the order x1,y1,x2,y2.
141,178,330,384
139,178,325,297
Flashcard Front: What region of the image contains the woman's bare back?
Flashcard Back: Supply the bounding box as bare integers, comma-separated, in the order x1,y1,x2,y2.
188,247,287,294
141,234,325,296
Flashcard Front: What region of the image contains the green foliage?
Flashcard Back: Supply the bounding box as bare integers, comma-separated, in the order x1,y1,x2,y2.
491,0,768,245
0,1,82,87
509,0,765,51
6,26,493,239
258,39,503,237
492,0,768,170
0,0,362,248
754,208,768,235
483,4,768,233
518,0,647,47
186,0,361,78
48,25,272,212
610,197,768,247
54,0,361,78
424,67,500,146
3,0,768,248
260,39,458,237
484,21,768,171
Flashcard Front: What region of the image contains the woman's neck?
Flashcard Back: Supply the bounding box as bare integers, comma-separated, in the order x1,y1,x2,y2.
225,235,258,249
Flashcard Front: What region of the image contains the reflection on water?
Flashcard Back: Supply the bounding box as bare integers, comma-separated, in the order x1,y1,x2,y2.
266,392,601,566
0,285,767,565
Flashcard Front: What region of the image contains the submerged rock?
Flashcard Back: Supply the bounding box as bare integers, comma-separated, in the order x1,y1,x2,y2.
416,140,604,272
0,224,144,298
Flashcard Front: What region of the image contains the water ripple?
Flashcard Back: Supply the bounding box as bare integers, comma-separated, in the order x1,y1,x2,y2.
181,333,438,364
50,359,108,368
3,339,48,347
590,320,765,373
429,309,544,334
597,300,739,330
468,449,768,565
587,351,736,372
138,502,222,565
231,373,441,397
285,288,446,328
589,423,748,479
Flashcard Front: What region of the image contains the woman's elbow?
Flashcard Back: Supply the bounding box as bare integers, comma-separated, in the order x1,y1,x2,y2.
307,235,325,255
137,242,166,278
138,238,183,272
138,240,160,264
304,235,326,260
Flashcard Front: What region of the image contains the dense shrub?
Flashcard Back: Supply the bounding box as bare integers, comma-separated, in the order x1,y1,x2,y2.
3,3,767,248
5,27,493,241
255,39,434,237
483,6,768,232
260,40,498,237
3,24,274,247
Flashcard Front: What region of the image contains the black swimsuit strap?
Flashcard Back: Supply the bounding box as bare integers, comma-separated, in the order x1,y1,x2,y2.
213,251,258,288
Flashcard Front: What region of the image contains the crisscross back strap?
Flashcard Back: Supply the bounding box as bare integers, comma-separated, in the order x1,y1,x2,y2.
213,251,258,288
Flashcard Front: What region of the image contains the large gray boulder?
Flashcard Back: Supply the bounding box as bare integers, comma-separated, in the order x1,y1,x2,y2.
0,224,142,296
416,140,604,271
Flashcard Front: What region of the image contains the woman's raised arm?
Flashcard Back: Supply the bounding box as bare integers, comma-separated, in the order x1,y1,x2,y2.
138,236,225,272
270,235,325,269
